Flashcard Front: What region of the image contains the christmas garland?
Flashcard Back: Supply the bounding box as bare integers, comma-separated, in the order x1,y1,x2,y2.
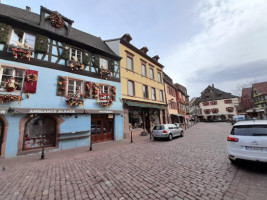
60,44,70,60
50,13,65,28
0,94,22,104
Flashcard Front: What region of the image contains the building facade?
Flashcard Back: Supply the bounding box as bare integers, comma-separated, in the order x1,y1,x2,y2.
189,97,202,121
106,34,167,137
199,85,238,121
163,72,179,123
0,4,124,157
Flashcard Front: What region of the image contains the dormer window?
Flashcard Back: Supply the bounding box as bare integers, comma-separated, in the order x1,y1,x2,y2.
10,30,36,50
70,47,82,63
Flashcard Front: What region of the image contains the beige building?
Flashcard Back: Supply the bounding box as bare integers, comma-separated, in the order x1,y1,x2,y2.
199,85,239,121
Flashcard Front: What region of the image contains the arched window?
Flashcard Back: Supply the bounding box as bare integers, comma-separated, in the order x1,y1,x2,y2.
23,116,56,150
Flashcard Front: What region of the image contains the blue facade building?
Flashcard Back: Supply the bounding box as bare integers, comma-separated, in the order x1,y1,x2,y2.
0,4,123,157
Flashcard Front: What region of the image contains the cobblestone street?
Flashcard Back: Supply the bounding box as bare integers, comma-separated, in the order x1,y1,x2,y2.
0,122,267,200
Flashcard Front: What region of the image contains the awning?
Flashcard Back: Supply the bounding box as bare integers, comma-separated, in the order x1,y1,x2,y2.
125,101,165,109
0,107,9,114
171,114,184,117
246,108,265,113
12,108,85,114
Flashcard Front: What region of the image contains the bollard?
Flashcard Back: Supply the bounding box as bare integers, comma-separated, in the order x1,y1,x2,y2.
131,130,133,143
41,136,45,160
89,135,92,151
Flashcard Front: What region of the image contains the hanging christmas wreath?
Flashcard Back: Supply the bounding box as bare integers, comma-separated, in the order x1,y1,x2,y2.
50,13,65,28
26,73,38,83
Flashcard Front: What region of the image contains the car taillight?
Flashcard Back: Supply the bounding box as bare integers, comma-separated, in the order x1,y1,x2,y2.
163,130,168,133
227,136,239,142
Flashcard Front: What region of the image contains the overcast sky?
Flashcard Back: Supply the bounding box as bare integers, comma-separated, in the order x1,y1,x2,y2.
3,0,267,98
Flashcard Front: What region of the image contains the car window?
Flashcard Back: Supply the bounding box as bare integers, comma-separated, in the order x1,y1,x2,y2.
169,126,173,129
153,125,164,130
231,125,267,136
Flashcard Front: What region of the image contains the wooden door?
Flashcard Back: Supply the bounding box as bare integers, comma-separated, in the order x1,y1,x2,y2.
91,114,114,143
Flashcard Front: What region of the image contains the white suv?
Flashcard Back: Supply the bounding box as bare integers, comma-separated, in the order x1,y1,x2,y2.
227,120,267,163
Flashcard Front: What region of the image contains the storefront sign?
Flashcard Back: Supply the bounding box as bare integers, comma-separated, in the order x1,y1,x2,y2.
108,114,113,118
98,110,113,114
12,108,84,114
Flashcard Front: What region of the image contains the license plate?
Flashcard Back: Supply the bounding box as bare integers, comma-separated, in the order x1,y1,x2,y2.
245,146,267,152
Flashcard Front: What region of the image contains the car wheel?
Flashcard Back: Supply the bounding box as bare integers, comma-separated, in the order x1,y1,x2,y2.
228,156,237,164
180,131,184,137
168,134,173,141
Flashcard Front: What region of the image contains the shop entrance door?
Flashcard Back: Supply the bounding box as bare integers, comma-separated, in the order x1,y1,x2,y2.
91,114,114,143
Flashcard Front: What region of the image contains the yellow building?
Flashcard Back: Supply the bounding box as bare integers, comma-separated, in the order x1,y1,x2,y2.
106,34,167,137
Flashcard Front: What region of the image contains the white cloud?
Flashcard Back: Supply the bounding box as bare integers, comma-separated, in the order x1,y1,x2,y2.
163,0,267,98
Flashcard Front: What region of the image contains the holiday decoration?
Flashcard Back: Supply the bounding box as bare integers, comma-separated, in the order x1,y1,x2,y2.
92,83,99,99
10,41,32,61
5,77,18,92
69,56,85,71
66,86,84,107
35,35,48,54
24,70,38,93
98,90,113,107
0,94,22,104
84,81,91,99
60,45,70,60
50,12,65,28
0,22,11,44
108,60,115,72
100,67,111,79
82,52,92,66
56,76,66,96
93,55,99,69
110,86,116,101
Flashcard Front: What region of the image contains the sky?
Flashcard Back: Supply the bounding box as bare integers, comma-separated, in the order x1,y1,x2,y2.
2,0,267,99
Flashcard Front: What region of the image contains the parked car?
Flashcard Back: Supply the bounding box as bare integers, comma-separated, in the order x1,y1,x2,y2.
231,115,246,125
227,120,267,163
152,124,184,141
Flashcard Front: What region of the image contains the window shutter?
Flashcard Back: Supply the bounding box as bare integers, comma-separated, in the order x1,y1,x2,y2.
93,55,100,69
56,76,66,96
84,81,92,99
0,22,11,44
108,60,114,72
24,70,38,93
34,35,48,53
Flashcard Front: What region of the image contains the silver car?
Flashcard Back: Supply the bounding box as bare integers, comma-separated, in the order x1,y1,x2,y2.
152,124,184,141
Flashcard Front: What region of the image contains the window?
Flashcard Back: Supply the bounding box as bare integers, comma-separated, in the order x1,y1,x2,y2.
158,72,162,83
70,48,82,62
160,90,163,102
210,101,217,105
224,99,232,104
128,80,134,96
150,68,154,79
10,30,36,49
202,102,209,106
141,64,147,76
127,56,133,70
100,58,108,70
67,79,83,97
151,88,156,100
143,85,148,98
0,66,25,91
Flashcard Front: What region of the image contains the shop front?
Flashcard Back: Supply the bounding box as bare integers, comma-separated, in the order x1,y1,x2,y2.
124,101,166,138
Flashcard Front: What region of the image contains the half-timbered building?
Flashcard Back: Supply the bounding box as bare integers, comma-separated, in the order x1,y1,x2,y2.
0,4,123,157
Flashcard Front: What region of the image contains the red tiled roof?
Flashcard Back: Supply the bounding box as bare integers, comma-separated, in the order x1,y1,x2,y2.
252,81,267,94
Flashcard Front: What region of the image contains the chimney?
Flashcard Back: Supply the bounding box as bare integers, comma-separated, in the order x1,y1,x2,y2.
140,46,149,54
26,6,31,12
152,55,160,62
212,84,214,88
122,34,132,43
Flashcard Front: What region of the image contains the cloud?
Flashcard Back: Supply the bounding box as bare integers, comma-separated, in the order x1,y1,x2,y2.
163,0,267,98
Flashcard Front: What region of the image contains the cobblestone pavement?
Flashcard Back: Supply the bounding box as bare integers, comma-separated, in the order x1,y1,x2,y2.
0,122,267,200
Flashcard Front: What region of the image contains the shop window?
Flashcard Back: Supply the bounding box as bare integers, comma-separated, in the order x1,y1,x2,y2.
143,85,148,98
70,47,82,63
129,109,142,129
23,116,56,150
128,80,134,96
10,29,36,49
151,87,156,100
0,66,25,92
